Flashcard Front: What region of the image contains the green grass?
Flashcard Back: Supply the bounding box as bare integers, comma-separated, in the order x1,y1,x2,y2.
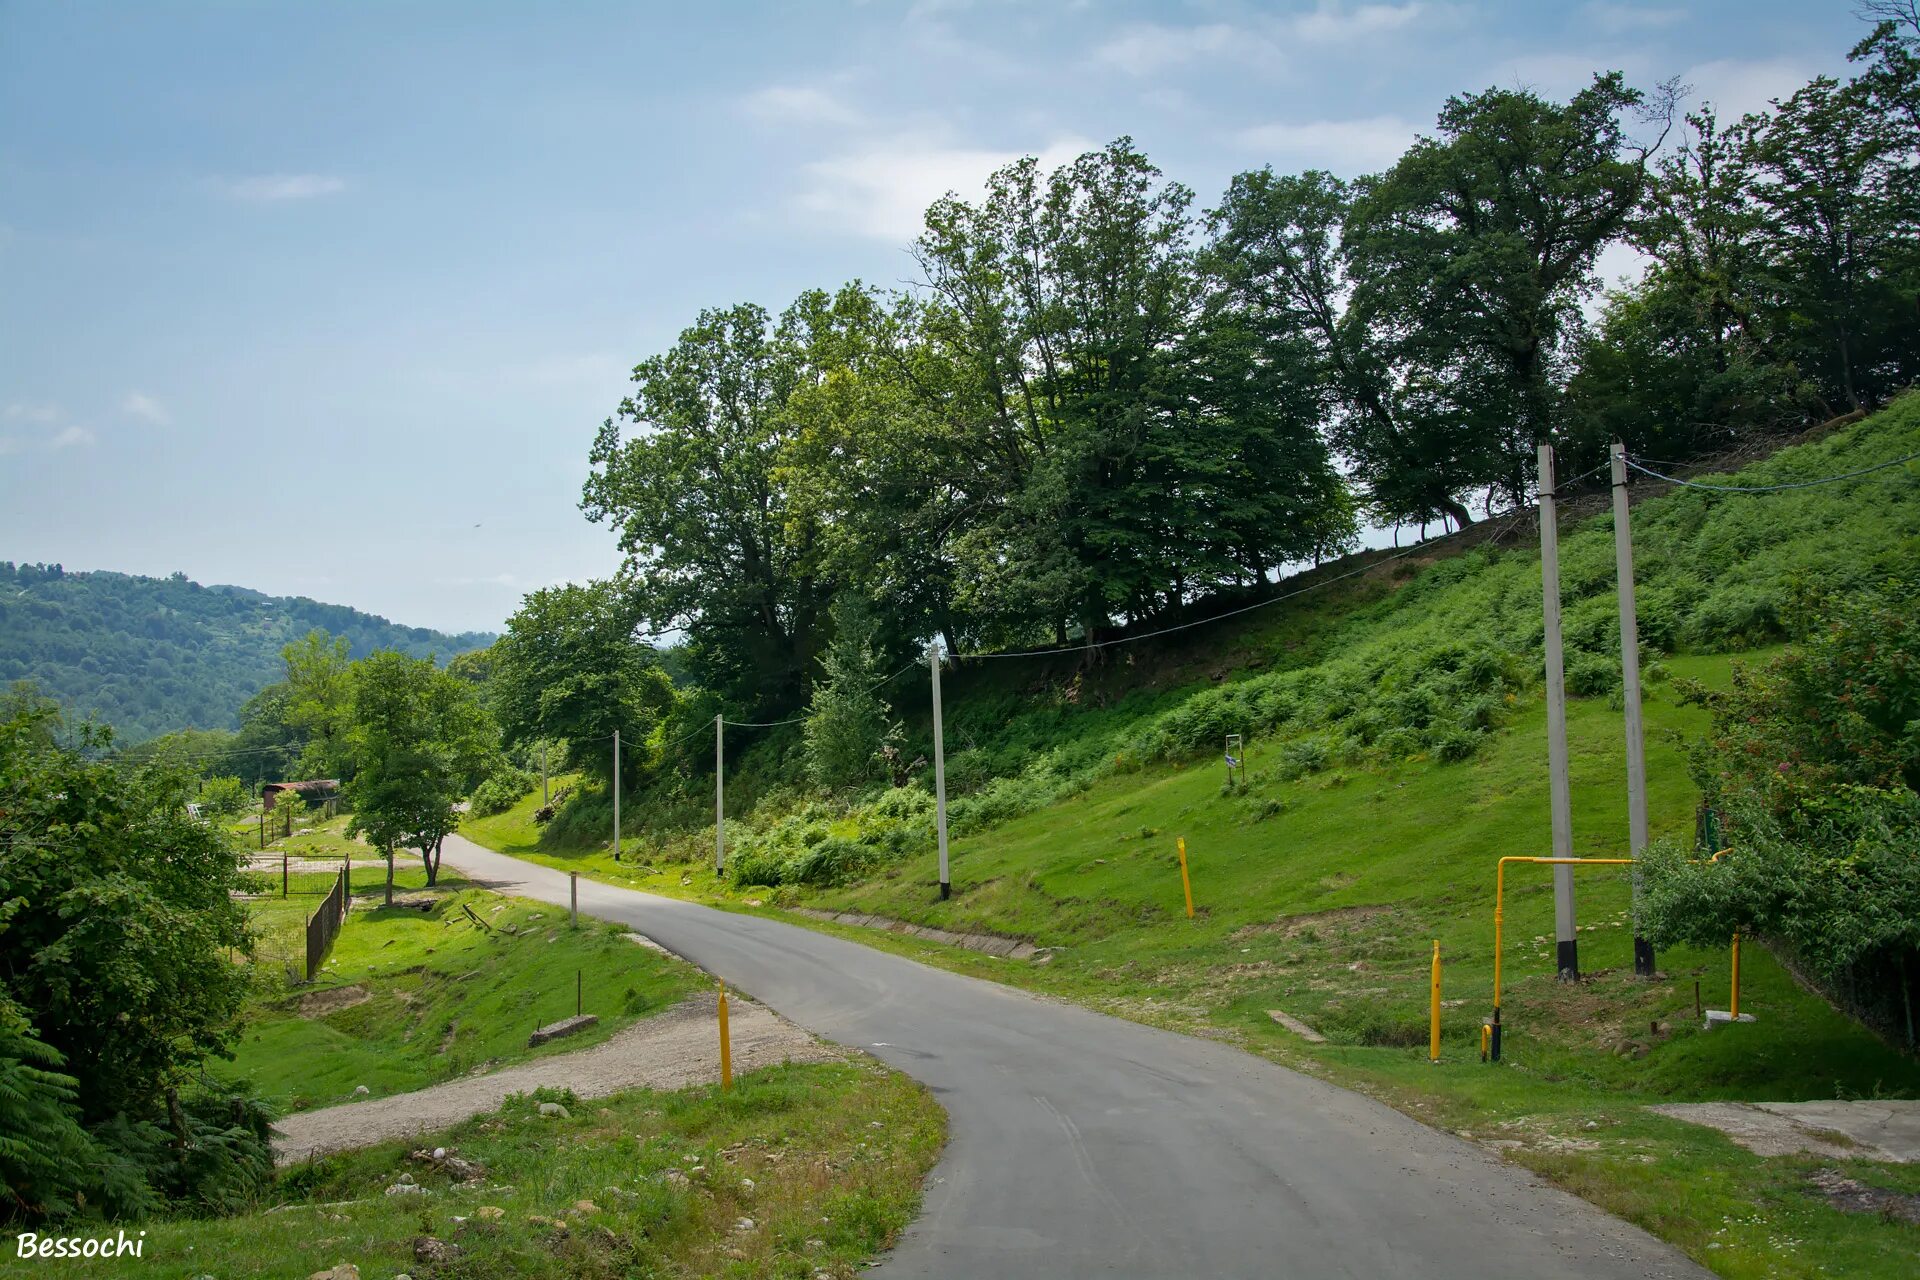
462,775,582,856
224,877,698,1112
452,407,1920,1276
14,1061,945,1280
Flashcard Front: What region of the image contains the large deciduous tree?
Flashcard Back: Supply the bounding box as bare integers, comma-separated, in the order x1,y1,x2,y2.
1343,74,1672,519
583,304,824,711
491,580,679,789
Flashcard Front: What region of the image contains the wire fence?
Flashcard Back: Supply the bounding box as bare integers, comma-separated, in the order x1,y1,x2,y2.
304,867,349,981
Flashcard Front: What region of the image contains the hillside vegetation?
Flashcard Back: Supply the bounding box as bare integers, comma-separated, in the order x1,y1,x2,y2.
472,403,1920,1278
0,563,492,742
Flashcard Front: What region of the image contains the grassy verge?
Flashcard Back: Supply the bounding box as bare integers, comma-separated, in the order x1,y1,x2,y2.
16,1062,945,1280
225,876,698,1112
463,649,1920,1278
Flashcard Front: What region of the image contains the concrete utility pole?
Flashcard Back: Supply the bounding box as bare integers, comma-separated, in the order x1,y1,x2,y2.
1538,445,1578,980
928,640,950,900
714,714,725,876
1610,443,1656,976
612,729,621,863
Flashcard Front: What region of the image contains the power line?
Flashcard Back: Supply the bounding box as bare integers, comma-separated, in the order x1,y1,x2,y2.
1625,450,1920,494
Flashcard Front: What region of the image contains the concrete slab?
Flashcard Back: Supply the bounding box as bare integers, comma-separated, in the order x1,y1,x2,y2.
1266,1009,1326,1043
1649,1099,1920,1163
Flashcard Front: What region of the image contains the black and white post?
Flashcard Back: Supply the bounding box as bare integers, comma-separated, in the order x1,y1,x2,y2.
612,728,621,863
1610,443,1656,976
714,713,725,876
928,640,950,900
1539,444,1578,979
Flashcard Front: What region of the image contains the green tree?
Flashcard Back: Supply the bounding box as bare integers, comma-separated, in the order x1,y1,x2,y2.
584,304,824,711
344,652,494,893
491,580,680,790
0,697,270,1221
1344,74,1672,517
803,602,897,790
1745,65,1920,413
282,630,355,781
1639,580,1920,1045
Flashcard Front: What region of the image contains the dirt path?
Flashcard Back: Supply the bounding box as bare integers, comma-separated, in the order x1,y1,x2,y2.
273,990,838,1165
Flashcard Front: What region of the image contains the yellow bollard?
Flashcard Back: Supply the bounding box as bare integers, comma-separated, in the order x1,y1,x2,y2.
1730,931,1741,1020
1429,940,1442,1064
717,980,733,1092
1175,836,1190,917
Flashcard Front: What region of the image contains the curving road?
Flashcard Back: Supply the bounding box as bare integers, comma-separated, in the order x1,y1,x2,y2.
441,833,1705,1280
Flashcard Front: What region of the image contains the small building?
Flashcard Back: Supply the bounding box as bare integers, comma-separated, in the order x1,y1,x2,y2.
261,780,340,812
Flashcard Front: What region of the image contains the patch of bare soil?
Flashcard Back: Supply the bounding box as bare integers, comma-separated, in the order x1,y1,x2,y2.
298,985,371,1018
1809,1169,1920,1223
1231,904,1388,941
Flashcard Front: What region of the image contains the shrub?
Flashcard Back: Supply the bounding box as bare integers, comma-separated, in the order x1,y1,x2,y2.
1564,650,1619,698
470,763,536,817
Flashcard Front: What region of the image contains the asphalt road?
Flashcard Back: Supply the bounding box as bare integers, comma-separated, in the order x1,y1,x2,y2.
441,834,1706,1280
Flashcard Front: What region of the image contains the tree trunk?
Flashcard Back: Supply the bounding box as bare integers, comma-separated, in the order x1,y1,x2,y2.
425,836,443,887
385,851,394,906
1438,496,1474,531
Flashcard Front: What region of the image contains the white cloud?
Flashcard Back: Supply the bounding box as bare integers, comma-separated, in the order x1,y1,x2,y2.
0,436,22,457
1682,57,1813,120
1235,115,1423,173
3,402,60,423
1289,2,1427,43
739,84,865,128
794,134,1094,243
48,425,95,450
1584,3,1684,33
1095,23,1255,76
1095,5,1428,77
121,391,172,425
223,174,347,202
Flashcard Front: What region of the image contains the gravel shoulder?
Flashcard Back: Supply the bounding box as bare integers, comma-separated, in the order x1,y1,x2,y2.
273,989,838,1165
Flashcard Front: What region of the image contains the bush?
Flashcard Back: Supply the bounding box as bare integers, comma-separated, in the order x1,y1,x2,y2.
470,763,536,817
1642,579,1920,1045
1564,650,1619,698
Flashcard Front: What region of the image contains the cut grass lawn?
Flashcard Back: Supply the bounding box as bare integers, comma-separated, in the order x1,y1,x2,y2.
17,1062,944,1280
224,876,698,1112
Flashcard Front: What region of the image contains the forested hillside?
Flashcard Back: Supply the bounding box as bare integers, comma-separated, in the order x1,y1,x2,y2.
0,563,493,741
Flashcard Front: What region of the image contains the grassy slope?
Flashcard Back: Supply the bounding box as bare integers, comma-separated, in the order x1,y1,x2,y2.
22,1063,944,1280
461,406,1920,1277
225,873,698,1112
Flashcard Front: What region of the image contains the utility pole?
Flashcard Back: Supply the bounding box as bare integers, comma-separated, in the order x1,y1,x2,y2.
612,729,621,863
714,714,725,876
928,640,950,900
1610,443,1656,976
1539,444,1578,980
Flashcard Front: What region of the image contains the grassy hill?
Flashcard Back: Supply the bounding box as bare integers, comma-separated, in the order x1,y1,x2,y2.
0,563,493,741
466,396,1920,1277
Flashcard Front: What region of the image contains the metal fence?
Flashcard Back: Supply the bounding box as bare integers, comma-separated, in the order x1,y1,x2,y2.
304,867,349,980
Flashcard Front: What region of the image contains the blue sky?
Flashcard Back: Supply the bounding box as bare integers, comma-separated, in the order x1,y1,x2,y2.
0,1,1865,633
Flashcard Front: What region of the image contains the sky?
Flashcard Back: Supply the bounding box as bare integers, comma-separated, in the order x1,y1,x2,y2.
0,0,1868,634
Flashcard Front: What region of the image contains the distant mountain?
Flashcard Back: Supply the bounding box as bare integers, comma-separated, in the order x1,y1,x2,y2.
0,562,495,742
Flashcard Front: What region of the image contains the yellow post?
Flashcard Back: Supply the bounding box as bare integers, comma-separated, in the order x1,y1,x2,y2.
1730,931,1741,1020
717,980,733,1092
1176,837,1194,919
1429,940,1442,1064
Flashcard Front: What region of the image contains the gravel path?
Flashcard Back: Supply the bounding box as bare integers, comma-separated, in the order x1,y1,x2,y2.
272,989,838,1165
